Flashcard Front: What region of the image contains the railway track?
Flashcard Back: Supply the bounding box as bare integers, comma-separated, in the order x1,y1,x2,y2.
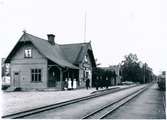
2,85,137,119
82,84,150,119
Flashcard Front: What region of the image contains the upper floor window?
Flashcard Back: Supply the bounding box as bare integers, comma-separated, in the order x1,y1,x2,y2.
24,49,32,58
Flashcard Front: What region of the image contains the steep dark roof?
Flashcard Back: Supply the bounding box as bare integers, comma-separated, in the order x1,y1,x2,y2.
5,32,96,69
60,43,89,64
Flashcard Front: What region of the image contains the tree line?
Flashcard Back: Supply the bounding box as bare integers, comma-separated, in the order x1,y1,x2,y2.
120,53,153,83
92,53,154,88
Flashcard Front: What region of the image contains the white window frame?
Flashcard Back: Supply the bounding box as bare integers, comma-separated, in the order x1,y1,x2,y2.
24,48,32,58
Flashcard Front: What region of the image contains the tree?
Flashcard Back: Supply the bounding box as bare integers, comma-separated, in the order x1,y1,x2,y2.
120,53,143,83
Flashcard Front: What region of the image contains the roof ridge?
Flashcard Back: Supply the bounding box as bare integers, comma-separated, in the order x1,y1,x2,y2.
59,42,90,46
24,32,91,46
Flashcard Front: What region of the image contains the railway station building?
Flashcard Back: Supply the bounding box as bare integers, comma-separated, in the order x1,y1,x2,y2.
5,32,96,90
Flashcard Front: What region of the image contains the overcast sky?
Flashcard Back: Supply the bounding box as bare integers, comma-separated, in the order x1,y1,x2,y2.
0,0,166,75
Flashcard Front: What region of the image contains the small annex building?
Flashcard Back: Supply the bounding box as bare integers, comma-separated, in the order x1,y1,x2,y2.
5,32,96,90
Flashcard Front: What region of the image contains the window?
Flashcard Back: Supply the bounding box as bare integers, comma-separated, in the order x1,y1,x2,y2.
15,72,19,75
24,49,32,58
31,69,41,82
84,55,88,62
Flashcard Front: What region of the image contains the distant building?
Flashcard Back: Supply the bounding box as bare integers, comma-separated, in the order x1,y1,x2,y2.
96,65,121,86
4,32,96,90
108,65,122,85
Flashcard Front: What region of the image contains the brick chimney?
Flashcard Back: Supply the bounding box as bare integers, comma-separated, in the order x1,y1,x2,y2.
47,34,55,45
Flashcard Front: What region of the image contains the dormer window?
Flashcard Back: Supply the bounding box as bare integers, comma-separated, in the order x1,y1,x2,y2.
24,49,32,58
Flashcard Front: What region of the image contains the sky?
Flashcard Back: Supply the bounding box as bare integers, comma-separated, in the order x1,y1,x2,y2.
0,0,166,75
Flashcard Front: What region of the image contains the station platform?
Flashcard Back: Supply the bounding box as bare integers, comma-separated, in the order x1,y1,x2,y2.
1,85,129,116
108,84,166,119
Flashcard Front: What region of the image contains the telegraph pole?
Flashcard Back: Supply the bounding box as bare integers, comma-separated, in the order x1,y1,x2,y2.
143,63,146,84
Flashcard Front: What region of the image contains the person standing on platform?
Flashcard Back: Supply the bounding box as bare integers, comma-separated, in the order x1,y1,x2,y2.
95,80,99,90
68,78,72,90
86,78,90,89
64,78,68,90
73,79,77,89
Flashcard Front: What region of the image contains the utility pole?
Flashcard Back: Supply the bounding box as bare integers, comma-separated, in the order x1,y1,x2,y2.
84,11,87,42
143,63,146,84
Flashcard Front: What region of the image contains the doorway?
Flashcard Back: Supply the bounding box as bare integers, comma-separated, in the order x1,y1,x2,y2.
13,72,20,88
48,67,60,87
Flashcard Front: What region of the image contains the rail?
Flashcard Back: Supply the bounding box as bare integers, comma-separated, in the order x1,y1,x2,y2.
82,84,150,119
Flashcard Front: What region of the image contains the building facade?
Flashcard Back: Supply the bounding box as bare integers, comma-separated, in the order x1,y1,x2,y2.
109,65,122,85
92,66,121,88
5,32,96,90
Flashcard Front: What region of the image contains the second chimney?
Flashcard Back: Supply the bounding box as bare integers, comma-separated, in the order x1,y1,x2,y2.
47,34,55,45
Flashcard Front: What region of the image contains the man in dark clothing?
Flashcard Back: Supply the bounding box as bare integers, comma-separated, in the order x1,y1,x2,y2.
86,78,90,89
95,80,99,90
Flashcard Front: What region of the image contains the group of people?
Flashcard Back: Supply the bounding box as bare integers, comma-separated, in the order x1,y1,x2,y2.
64,78,90,90
64,78,77,90
64,78,112,91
